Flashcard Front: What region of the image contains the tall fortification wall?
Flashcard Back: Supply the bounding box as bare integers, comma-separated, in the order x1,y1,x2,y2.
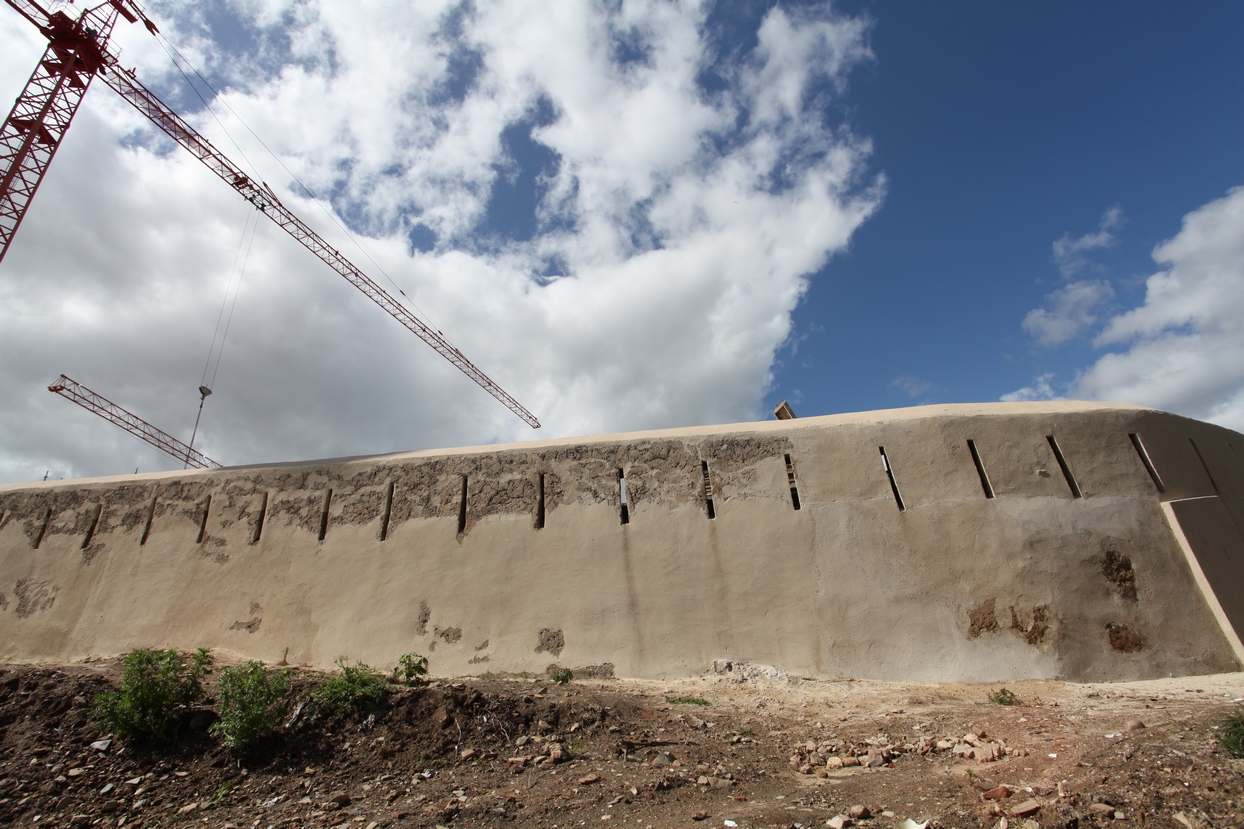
1,402,1242,682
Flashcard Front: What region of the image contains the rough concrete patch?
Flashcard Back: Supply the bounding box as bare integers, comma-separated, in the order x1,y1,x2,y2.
573,663,615,679
968,598,999,638
1106,622,1146,653
199,537,229,564
0,593,7,611
474,639,489,651
1101,549,1139,602
338,489,385,526
435,626,462,644
81,541,105,566
1010,605,1051,645
535,628,565,657
230,602,263,633
14,579,58,619
416,602,430,636
468,654,490,664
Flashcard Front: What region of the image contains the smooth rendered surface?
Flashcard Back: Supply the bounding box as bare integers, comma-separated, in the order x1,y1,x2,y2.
1,401,1241,682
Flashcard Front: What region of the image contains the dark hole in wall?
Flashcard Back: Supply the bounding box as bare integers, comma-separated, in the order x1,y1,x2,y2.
1128,433,1165,494
617,468,629,525
1046,435,1082,498
33,507,51,549
457,475,468,536
379,481,394,541
701,461,715,519
196,496,211,544
252,491,269,544
879,447,905,511
80,503,102,550
536,473,546,529
318,489,333,542
967,439,995,499
1189,438,1220,493
784,453,801,510
140,496,157,546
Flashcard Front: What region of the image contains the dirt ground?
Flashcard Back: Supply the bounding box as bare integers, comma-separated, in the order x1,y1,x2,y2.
1,659,1242,829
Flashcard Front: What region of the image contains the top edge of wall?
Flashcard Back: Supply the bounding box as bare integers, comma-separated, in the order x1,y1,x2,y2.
0,399,1193,491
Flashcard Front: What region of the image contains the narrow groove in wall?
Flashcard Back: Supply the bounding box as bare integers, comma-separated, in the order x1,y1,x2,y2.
252,491,269,544
457,476,468,536
1046,435,1082,498
784,453,801,510
1128,433,1165,494
80,503,103,550
967,439,995,499
701,461,716,519
379,482,393,541
140,496,157,546
535,473,546,530
879,447,905,511
618,468,630,525
0,509,6,530
1189,438,1220,493
196,496,211,544
33,507,50,549
318,489,333,542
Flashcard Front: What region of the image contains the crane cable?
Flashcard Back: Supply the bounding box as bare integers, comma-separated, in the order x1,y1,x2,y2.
200,203,261,393
151,31,451,337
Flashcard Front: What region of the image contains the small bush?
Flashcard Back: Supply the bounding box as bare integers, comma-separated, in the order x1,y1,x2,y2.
307,658,388,719
666,695,710,706
1217,711,1244,758
989,688,1019,706
392,653,429,686
93,648,213,743
210,661,291,751
552,668,574,685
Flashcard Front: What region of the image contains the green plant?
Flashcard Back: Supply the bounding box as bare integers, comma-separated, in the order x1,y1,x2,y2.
392,653,429,686
93,648,213,743
201,780,234,810
552,668,574,685
210,661,291,751
666,695,710,706
989,688,1019,706
1216,711,1244,758
307,657,388,719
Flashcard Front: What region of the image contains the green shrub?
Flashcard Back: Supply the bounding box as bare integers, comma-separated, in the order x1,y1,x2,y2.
392,653,429,686
666,695,710,706
1217,711,1244,758
307,657,388,719
93,648,213,743
210,661,291,751
989,688,1019,706
552,668,573,685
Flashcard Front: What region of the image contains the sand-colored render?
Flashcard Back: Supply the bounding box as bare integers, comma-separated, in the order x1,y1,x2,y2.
1,401,1242,682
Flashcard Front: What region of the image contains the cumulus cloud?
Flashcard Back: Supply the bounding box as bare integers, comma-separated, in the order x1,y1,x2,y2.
1052,204,1122,278
1072,186,1244,430
0,1,880,483
1021,279,1114,347
1000,373,1058,403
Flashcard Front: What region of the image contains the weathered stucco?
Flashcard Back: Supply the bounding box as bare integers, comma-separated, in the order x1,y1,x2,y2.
0,401,1241,682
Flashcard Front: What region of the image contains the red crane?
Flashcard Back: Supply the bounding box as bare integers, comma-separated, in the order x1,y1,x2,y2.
48,374,223,470
1,0,541,429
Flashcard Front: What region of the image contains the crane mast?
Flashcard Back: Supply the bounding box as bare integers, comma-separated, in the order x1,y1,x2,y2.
48,374,223,470
0,0,541,429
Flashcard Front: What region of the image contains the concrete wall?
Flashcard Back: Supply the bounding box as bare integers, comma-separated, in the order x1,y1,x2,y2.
1,401,1242,682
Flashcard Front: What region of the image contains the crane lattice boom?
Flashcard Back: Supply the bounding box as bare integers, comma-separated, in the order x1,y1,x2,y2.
1,0,540,429
49,374,223,469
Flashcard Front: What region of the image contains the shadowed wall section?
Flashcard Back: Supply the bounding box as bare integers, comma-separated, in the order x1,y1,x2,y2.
1,401,1241,682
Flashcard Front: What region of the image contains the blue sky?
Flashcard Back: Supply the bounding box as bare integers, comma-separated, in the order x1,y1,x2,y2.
0,1,1242,482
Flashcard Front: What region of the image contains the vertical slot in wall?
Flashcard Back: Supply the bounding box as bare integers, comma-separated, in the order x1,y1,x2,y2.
1128,433,1165,494
967,440,995,498
536,473,546,530
783,454,802,510
1046,435,1082,498
457,475,468,536
140,496,157,546
33,507,50,549
879,447,905,511
80,503,103,550
1189,438,1220,493
251,492,269,544
318,489,333,542
701,461,716,519
379,482,394,541
617,469,630,525
196,496,212,544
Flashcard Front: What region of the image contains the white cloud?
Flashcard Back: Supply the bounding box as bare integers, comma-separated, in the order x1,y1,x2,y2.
1000,373,1058,403
1052,204,1122,278
1073,186,1244,430
0,1,880,482
1021,279,1114,347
